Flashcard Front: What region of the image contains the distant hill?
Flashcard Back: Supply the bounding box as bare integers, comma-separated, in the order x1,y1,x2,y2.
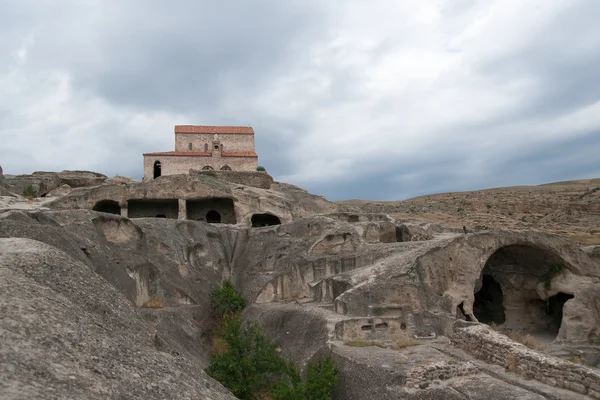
339,178,600,245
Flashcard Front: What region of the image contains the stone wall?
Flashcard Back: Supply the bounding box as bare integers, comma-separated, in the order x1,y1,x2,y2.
189,170,273,189
450,324,600,398
143,154,257,179
175,132,255,153
405,360,479,389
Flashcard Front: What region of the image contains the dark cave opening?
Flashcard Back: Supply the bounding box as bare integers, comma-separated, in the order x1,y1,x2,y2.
92,200,121,215
547,292,574,335
473,275,506,324
251,213,281,227
206,210,221,223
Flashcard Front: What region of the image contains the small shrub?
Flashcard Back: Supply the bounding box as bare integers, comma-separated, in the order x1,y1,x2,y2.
539,263,566,290
271,355,338,400
208,314,287,399
210,280,247,318
23,185,38,199
141,297,165,309
486,204,492,209
257,166,266,172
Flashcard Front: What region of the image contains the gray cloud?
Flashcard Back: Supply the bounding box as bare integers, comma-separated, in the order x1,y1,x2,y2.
1,0,600,201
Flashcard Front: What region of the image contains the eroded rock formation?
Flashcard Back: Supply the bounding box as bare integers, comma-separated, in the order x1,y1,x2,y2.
1,172,599,399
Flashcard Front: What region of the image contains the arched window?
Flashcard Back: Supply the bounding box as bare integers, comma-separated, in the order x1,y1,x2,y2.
220,165,232,171
204,143,209,152
220,144,224,152
202,166,214,170
188,143,192,151
153,161,162,179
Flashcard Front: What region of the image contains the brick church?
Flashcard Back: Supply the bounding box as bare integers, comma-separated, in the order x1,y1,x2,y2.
143,125,258,180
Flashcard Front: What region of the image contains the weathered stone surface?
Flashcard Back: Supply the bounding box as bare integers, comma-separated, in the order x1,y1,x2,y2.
58,170,107,188
47,184,72,197
3,171,61,196
106,175,139,185
47,174,341,226
1,171,600,399
0,237,236,400
190,169,274,189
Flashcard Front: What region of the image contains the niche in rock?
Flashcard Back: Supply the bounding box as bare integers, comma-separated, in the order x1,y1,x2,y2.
251,213,281,227
92,200,121,215
477,244,571,340
186,198,236,224
127,199,179,219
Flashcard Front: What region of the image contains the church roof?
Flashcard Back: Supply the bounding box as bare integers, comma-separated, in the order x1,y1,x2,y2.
174,125,254,134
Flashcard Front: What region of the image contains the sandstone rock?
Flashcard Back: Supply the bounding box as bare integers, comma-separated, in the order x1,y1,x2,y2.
107,175,139,185
47,184,72,197
3,171,61,197
58,170,107,188
2,172,600,399
0,237,236,400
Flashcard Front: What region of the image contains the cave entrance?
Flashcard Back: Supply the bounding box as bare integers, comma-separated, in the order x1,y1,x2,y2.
186,198,236,224
473,275,505,324
92,200,121,215
127,199,179,219
477,244,571,341
153,161,161,179
251,213,281,227
547,292,574,336
206,210,221,223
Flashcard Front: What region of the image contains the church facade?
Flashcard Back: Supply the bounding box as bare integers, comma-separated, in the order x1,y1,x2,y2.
143,125,258,180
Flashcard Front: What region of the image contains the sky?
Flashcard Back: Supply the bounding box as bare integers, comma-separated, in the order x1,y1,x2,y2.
1,0,600,201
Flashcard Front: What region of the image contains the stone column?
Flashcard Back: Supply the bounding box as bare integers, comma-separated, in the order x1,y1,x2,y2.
120,202,128,218
178,199,187,220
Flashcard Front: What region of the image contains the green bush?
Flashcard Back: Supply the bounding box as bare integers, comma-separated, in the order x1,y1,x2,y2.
271,355,338,400
256,166,266,172
210,280,247,318
207,281,338,400
207,314,287,399
23,185,38,198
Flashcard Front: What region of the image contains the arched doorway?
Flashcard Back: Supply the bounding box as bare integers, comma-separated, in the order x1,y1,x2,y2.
92,200,121,215
474,245,572,341
206,210,221,223
153,161,162,179
202,166,214,171
251,213,281,227
220,165,232,171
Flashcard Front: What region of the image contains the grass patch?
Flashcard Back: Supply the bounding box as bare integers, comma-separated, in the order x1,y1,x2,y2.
505,354,518,373
344,340,386,348
394,337,421,349
141,297,165,309
505,331,541,350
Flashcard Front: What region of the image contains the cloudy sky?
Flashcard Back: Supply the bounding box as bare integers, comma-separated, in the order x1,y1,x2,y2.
1,0,600,200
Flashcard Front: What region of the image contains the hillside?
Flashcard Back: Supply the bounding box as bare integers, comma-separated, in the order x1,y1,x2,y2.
339,178,600,245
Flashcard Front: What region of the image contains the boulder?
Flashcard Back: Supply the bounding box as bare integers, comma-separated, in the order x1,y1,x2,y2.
3,171,61,197
107,175,139,185
58,170,107,188
47,184,72,197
